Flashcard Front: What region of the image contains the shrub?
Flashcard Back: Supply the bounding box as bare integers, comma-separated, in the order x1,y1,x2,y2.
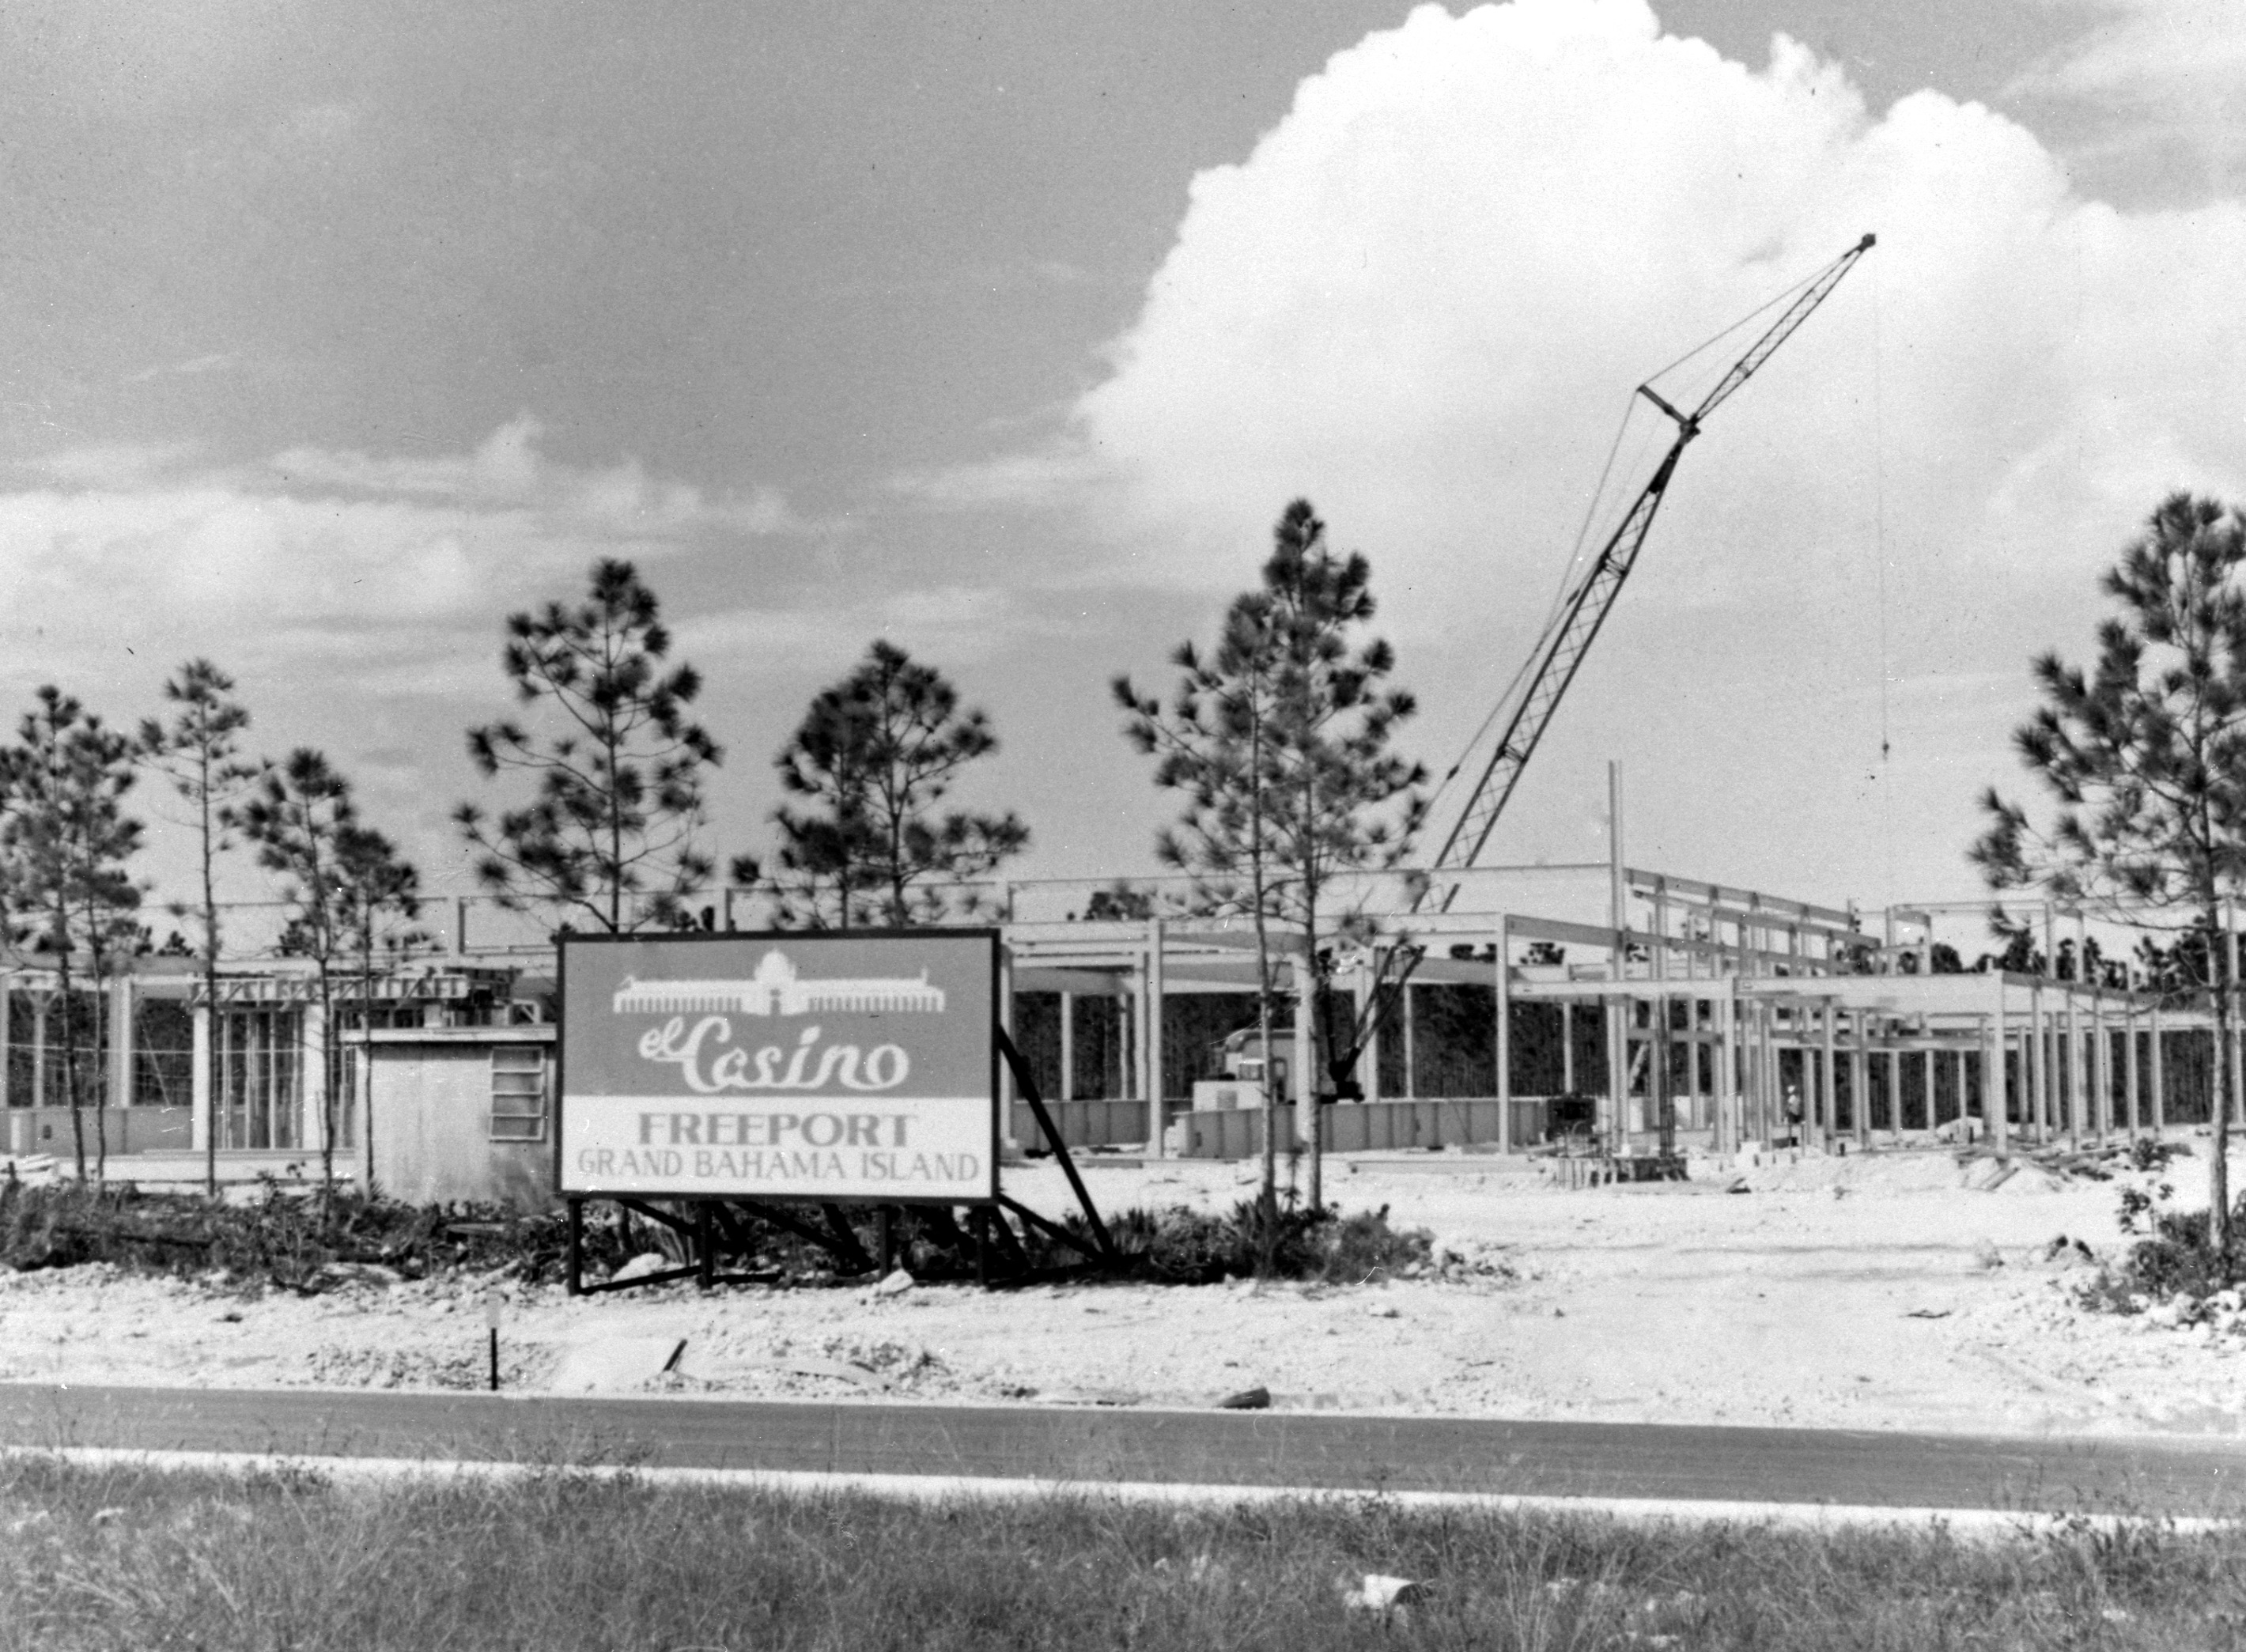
2123,1202,2246,1301
1034,1199,1428,1284
0,1177,1434,1294
0,1178,632,1294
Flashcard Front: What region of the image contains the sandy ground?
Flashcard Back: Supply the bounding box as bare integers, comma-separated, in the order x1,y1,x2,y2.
2,1146,2242,1438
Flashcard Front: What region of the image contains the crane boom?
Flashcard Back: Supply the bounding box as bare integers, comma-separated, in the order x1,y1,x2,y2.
1330,233,1875,1090
1426,232,1874,898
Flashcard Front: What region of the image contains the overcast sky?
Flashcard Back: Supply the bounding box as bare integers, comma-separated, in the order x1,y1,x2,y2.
3,0,2242,937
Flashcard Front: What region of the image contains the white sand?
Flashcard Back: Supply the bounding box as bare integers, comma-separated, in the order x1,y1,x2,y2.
2,1147,2240,1438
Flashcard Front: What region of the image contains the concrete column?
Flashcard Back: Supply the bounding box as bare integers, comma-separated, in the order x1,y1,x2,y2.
1116,987,1131,1100
2027,989,2047,1146
1990,981,2010,1159
191,1003,212,1151
2124,1002,2139,1135
301,998,328,1154
1977,1013,1995,1143
1851,1010,1870,1149
1495,917,1512,1154
1923,1045,1936,1134
1145,917,1165,1158
1397,977,1412,1102
2150,1004,2165,1134
109,973,134,1112
1605,994,1628,1147
1560,1002,1576,1094
1759,1001,1778,1145
1953,1048,1968,1133
1291,945,1315,1150
1058,992,1075,1102
1129,965,1145,1102
1713,992,1736,1154
2065,985,2084,1147
2084,992,2102,1136
1820,1000,1838,1145
1737,1000,1756,1146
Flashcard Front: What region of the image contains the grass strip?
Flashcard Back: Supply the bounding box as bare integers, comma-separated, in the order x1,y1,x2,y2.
1,1450,2242,1650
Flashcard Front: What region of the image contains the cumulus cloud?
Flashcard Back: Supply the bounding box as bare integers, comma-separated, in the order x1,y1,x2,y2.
1037,0,2246,901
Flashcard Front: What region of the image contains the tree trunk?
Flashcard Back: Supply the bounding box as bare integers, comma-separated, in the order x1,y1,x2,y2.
90,955,108,1186
201,781,221,1200
316,959,336,1202
1301,938,1322,1213
59,954,85,1185
360,945,376,1197
2213,971,2233,1257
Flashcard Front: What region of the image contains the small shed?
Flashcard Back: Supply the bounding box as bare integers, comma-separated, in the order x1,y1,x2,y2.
361,1025,555,1208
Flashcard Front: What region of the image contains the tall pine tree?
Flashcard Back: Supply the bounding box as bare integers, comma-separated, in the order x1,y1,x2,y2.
1974,492,2246,1260
138,659,261,1194
1118,500,1424,1217
3,688,146,1183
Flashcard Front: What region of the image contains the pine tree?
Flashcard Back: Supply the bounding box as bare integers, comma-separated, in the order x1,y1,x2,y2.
763,641,1027,928
1974,492,2246,1260
332,822,424,1193
458,558,720,934
138,659,261,1196
236,750,365,1196
1118,500,1424,1219
2,688,146,1183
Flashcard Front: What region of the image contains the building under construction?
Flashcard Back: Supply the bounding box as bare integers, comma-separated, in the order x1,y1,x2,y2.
0,846,2230,1208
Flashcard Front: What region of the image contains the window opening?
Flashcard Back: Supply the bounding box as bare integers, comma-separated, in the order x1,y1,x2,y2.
490,1045,547,1142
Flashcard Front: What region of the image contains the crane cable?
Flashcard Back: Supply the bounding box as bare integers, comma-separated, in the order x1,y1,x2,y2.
1872,248,1896,900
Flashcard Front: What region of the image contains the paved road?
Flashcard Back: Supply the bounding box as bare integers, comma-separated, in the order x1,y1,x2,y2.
3,1385,2243,1517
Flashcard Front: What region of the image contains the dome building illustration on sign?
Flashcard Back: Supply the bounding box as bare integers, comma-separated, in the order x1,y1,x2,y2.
609,949,948,1017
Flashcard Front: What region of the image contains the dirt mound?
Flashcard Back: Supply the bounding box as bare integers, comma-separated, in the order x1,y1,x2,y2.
1732,1151,1966,1196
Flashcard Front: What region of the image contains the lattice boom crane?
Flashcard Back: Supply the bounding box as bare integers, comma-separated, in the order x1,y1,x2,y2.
1337,232,1875,1081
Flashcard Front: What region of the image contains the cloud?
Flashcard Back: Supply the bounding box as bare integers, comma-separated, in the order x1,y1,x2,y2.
25,442,200,488
889,446,1109,513
2007,0,2246,195
1023,0,2246,898
0,418,808,697
2010,0,2246,104
123,352,235,386
676,584,1051,675
261,414,803,536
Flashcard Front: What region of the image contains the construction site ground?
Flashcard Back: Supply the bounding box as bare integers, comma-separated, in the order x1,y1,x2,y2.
2,1143,2240,1439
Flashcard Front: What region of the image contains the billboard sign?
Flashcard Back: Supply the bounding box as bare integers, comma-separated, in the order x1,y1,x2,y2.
559,930,997,1204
